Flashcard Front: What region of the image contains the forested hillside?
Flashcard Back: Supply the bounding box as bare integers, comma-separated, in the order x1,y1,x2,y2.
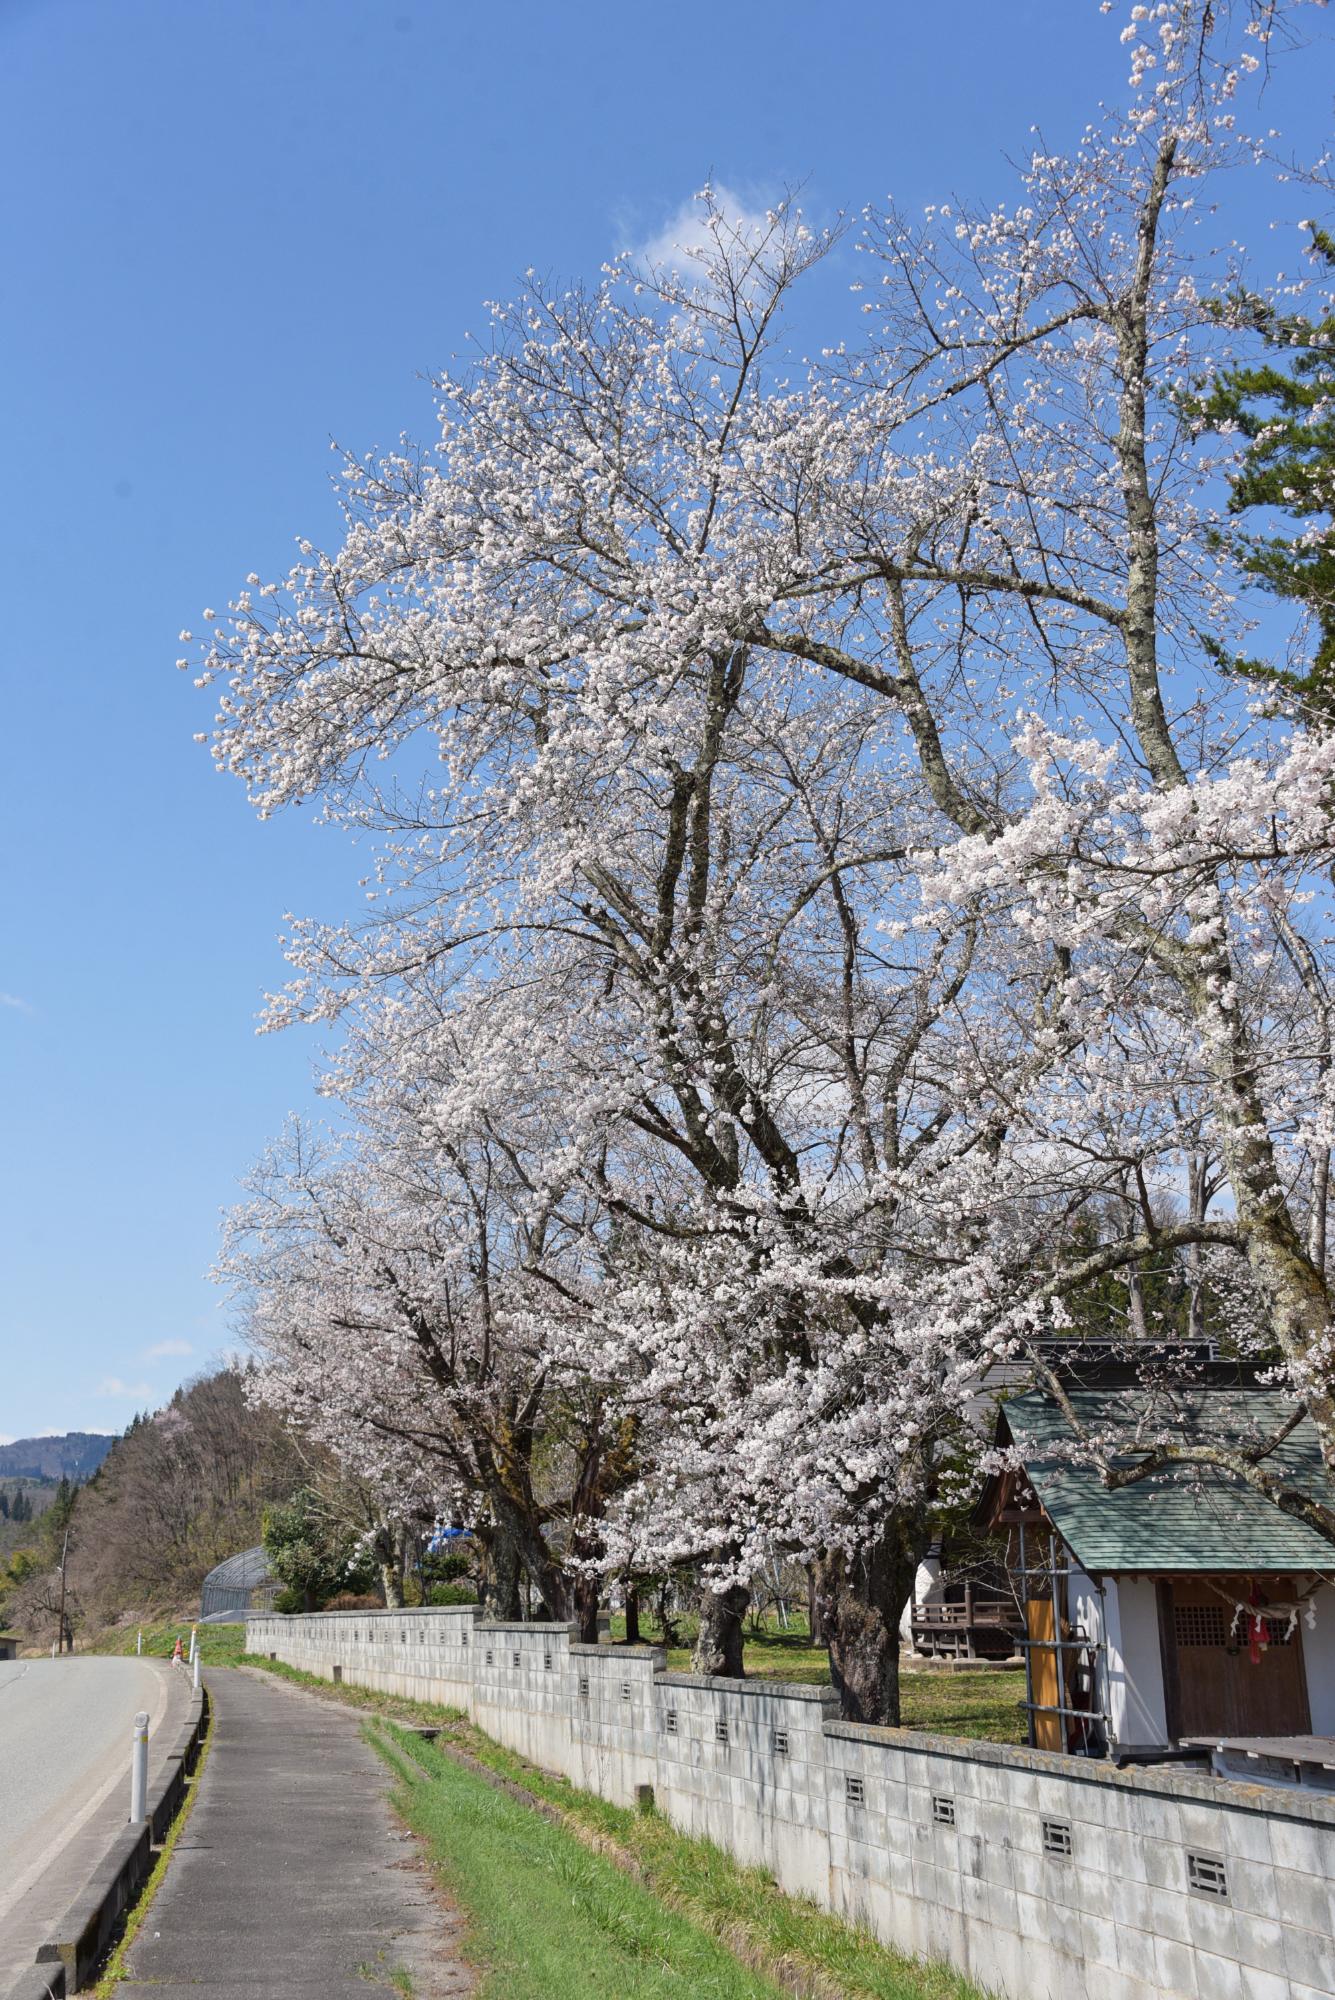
0,1367,308,1645
0,1433,114,1481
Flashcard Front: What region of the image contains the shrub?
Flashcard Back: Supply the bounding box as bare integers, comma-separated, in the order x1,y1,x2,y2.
428,1581,478,1606
325,1590,383,1612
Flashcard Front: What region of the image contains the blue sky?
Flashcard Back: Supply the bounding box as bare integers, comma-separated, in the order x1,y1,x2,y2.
1,0,1328,1438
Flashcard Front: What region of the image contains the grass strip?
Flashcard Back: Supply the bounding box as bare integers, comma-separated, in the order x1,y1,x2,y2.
92,1701,215,1992
401,1723,980,2000
368,1720,788,2000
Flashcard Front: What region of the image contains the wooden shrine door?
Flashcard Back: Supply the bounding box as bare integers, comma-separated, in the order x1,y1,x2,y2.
1167,1576,1311,1738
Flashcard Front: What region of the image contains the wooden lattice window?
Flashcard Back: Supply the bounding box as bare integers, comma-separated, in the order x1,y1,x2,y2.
1175,1603,1296,1647
1174,1604,1228,1647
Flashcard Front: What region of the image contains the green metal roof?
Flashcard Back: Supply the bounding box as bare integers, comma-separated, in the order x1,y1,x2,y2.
1003,1388,1335,1574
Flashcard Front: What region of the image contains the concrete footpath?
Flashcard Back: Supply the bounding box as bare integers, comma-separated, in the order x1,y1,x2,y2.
120,1667,472,1999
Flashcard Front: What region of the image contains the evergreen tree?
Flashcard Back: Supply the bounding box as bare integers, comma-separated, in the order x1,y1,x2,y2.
1193,228,1335,712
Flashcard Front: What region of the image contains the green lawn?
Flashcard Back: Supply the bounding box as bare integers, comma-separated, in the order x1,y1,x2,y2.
370,1718,981,2000
611,1615,1028,1744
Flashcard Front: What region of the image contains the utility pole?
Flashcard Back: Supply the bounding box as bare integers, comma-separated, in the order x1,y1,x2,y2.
56,1527,70,1655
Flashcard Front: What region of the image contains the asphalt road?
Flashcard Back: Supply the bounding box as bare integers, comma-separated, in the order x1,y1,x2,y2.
0,1655,173,1938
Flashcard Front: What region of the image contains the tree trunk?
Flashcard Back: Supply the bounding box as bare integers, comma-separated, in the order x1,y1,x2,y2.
1126,1261,1149,1342
655,1579,680,1649
805,1562,822,1646
814,1529,923,1726
373,1524,405,1609
481,1519,523,1621
1186,1152,1207,1342
575,1574,601,1644
624,1586,641,1645
692,1583,748,1677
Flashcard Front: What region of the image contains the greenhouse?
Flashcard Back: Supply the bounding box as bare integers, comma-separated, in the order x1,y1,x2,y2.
199,1544,278,1622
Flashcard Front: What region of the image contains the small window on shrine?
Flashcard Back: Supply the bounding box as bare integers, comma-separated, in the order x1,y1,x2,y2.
1173,1605,1227,1647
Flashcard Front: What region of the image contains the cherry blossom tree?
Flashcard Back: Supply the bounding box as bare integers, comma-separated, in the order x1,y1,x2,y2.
198,0,1335,1714
219,1071,631,1629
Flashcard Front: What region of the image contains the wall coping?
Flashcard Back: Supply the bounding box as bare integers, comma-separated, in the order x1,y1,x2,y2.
251,1605,478,1623
658,1671,841,1705
569,1642,666,1662
474,1619,576,1636
822,1720,1335,1825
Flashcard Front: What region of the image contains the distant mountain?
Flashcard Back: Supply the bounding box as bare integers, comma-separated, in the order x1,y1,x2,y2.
0,1432,115,1481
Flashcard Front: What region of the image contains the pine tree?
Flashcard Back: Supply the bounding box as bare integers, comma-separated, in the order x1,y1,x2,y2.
1194,228,1335,712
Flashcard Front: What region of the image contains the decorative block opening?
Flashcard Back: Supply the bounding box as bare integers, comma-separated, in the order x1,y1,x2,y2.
512,1651,521,1669
845,1774,866,1806
715,1718,730,1745
931,1793,956,1827
1042,1817,1073,1859
772,1729,790,1756
664,1708,678,1735
543,1651,553,1671
1187,1851,1229,1900
578,1675,591,1698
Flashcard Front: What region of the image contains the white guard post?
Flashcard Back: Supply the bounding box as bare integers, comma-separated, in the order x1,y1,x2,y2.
129,1710,149,1824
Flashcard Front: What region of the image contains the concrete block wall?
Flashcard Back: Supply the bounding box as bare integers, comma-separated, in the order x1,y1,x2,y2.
248,1605,476,1709
568,1640,664,1806
246,1608,1335,2000
472,1620,582,1778
653,1673,839,1903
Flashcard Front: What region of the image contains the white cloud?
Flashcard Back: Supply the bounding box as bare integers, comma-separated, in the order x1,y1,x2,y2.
144,1339,193,1360
636,183,777,274
0,991,33,1014
93,1376,156,1401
